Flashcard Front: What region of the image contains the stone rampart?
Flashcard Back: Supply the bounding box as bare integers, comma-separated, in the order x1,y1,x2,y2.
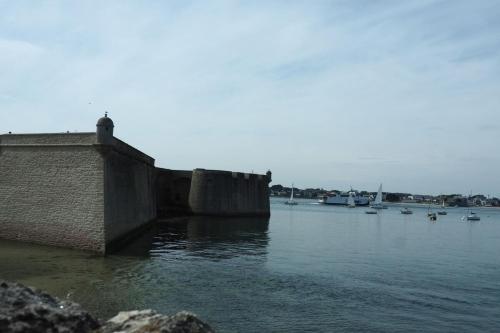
0,116,271,252
0,132,97,145
188,169,270,216
0,133,106,252
0,130,157,253
103,139,157,244
156,168,193,217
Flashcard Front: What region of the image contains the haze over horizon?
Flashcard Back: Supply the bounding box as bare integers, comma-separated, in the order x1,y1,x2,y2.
1,1,499,196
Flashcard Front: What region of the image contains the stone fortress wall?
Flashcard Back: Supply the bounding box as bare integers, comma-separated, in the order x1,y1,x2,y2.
156,169,271,217
188,169,270,216
103,137,157,245
156,168,193,217
0,133,106,252
0,115,271,253
0,116,157,253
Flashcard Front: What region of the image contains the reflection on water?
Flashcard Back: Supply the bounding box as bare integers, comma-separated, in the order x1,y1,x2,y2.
1,202,500,332
0,239,152,318
0,216,270,323
114,216,270,259
148,216,270,260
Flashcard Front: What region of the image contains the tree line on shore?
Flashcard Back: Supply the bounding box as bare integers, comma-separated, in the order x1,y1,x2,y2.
269,184,500,207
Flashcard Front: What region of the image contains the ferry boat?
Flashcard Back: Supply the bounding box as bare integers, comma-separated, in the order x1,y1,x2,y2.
319,191,370,206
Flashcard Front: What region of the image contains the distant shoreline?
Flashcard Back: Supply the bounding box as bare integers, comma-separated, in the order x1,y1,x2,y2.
270,197,500,209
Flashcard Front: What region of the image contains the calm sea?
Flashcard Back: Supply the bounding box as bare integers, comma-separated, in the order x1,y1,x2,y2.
1,198,499,332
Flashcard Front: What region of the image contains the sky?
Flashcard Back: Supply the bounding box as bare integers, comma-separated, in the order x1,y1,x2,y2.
1,1,500,196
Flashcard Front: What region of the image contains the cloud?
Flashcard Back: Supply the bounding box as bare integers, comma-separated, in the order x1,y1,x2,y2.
0,0,499,195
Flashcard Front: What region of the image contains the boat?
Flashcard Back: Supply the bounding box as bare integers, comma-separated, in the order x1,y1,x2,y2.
365,209,377,214
347,192,356,208
400,207,413,214
427,205,437,220
437,200,447,215
370,184,386,209
284,183,298,205
319,190,370,206
466,211,480,221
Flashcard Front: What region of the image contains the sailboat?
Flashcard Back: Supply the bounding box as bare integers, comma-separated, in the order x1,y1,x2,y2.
347,192,356,208
285,183,298,205
427,205,437,221
437,200,447,215
464,210,480,221
370,184,386,209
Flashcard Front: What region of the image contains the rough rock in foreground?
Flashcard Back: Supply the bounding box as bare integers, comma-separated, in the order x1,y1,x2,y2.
99,309,215,333
0,280,99,333
0,280,214,333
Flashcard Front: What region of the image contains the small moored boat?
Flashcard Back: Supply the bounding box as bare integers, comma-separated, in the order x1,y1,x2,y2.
466,211,480,221
437,200,447,215
284,183,298,205
400,207,413,214
370,184,387,209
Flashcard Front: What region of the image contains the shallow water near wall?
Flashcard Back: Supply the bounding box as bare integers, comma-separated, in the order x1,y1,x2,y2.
1,198,500,332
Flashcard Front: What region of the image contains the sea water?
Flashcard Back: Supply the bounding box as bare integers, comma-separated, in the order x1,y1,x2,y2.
1,198,499,332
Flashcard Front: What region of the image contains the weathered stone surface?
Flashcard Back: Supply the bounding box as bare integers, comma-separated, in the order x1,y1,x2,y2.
0,280,100,333
0,131,157,254
0,138,106,253
188,169,270,217
0,280,215,333
100,309,215,333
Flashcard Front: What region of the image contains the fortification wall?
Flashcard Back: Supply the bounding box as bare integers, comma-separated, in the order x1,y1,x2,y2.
103,139,157,244
188,169,270,216
0,135,105,252
0,123,272,252
156,168,193,217
112,137,155,165
0,133,97,145
0,132,158,253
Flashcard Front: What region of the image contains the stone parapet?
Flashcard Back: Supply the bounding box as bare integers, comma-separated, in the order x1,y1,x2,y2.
0,132,97,145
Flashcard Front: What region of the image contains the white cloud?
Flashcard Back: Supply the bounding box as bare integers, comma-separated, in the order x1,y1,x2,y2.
1,0,500,195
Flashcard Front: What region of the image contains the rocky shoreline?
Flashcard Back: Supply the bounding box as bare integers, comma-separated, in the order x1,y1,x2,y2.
0,280,214,333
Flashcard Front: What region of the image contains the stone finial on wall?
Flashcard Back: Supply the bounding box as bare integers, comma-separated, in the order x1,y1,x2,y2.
96,112,114,144
266,170,272,183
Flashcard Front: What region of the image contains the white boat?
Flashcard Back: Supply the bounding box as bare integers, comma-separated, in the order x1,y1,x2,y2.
426,205,437,220
400,207,413,214
437,200,447,215
370,184,386,209
319,190,369,206
466,211,480,221
347,192,356,208
284,183,298,205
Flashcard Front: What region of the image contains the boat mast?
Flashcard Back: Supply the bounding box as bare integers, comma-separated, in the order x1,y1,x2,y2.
374,184,382,205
